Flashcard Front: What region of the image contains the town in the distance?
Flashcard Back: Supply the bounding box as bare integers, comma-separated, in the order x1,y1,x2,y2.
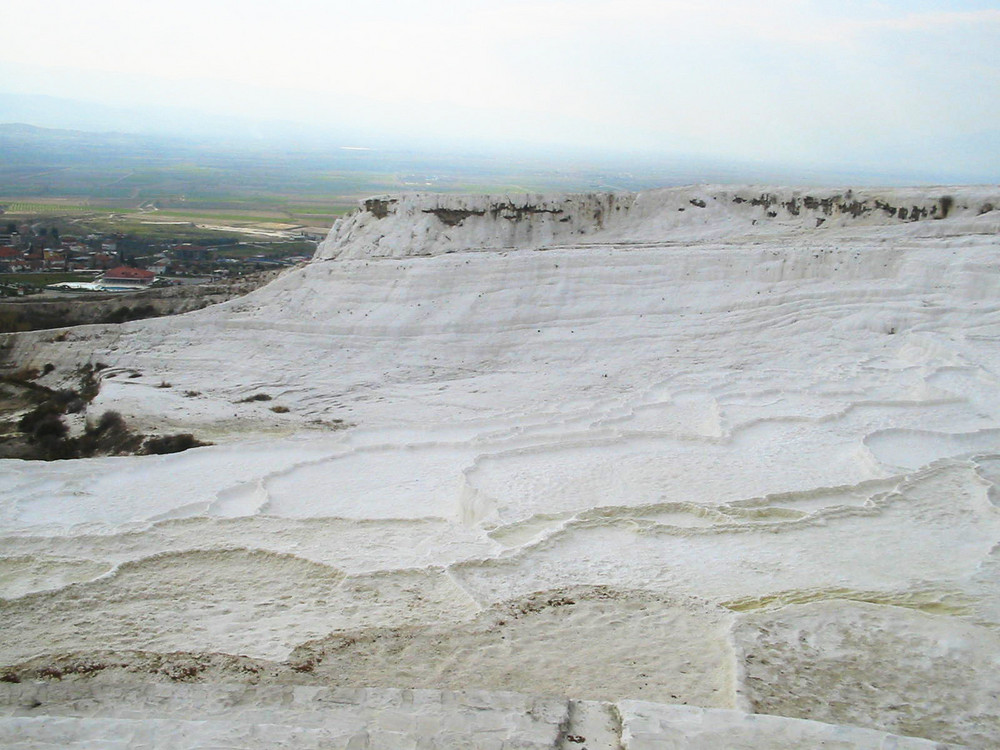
0,219,319,297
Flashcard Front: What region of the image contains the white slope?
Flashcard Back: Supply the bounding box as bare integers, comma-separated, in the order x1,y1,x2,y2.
0,683,948,750
2,185,1000,748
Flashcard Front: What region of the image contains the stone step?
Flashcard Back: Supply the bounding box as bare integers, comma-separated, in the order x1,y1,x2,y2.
0,682,959,749
1,683,569,749
1,716,359,750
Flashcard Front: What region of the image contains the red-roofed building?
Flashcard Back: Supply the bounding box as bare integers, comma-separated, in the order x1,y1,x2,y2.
99,266,156,291
0,246,20,272
23,251,44,270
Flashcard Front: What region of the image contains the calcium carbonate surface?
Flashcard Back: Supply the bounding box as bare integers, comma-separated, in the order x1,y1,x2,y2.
2,186,998,747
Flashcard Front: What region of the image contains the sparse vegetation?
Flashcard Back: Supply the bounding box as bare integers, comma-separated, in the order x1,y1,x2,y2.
11,366,40,381
105,304,158,324
0,364,210,460
95,410,126,432
939,195,954,219
144,433,205,455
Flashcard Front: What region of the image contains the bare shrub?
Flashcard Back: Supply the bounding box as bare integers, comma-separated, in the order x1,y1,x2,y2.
939,195,954,219
18,404,61,434
239,393,272,402
143,434,205,455
10,367,40,382
95,410,126,434
32,413,68,441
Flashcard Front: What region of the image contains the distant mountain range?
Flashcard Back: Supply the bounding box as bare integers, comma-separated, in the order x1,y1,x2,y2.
4,92,991,187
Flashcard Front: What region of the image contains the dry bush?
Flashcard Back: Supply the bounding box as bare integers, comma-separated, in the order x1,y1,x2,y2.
143,434,205,455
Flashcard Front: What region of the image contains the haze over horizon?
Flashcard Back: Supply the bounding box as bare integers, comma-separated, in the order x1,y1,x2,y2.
1,0,998,184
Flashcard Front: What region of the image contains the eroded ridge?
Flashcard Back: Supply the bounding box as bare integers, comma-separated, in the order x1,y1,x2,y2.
319,186,1000,259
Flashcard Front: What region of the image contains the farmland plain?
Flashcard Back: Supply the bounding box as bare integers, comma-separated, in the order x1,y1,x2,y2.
1,123,710,240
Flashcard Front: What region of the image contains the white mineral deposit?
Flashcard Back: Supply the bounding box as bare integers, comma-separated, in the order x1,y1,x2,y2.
2,186,999,748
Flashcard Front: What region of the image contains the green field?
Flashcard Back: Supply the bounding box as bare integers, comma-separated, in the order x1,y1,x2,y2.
2,202,342,245
0,272,97,288
142,210,296,223
219,241,317,258
73,218,250,244
0,122,687,244
5,201,91,215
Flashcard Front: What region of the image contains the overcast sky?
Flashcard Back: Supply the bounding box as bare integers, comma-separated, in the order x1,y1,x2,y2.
1,0,997,180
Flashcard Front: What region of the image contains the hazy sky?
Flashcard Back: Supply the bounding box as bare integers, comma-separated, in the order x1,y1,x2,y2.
1,0,998,179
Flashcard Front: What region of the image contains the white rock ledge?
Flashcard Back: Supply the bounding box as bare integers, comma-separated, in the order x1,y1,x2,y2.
318,186,1000,259
0,683,957,749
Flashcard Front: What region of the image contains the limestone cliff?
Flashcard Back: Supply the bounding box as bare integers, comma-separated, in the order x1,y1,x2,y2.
317,186,1000,259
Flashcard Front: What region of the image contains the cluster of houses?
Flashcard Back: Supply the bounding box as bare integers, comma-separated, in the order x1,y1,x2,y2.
0,226,163,294
1,223,312,296
0,227,121,274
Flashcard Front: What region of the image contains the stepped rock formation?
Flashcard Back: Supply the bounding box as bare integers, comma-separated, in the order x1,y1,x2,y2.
2,185,1000,747
320,186,998,258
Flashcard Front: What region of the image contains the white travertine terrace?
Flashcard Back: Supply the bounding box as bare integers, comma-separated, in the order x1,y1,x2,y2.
2,185,999,748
